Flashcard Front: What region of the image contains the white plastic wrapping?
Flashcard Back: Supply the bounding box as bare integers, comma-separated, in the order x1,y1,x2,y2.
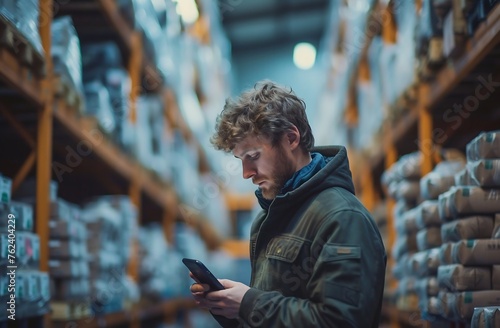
51,16,84,98
466,131,500,161
467,160,500,187
420,160,464,200
138,224,186,299
83,81,116,134
16,0,43,56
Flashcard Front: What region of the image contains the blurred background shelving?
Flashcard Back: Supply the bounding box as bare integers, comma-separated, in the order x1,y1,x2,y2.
0,0,499,327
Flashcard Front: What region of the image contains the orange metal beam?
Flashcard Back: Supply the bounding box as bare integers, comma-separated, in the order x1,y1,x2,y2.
224,193,256,212
128,32,142,124
222,240,250,259
418,84,434,176
37,0,53,274
385,138,398,253
38,1,53,326
0,48,42,107
98,0,133,50
358,56,371,82
382,1,397,44
12,151,36,193
361,166,377,212
415,0,423,12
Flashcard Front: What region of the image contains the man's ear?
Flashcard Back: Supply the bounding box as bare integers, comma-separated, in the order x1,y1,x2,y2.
286,126,301,150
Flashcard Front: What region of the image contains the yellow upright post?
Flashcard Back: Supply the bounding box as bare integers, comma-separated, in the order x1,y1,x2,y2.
361,167,377,212
37,0,53,275
418,84,434,176
38,0,53,327
128,31,142,124
127,29,143,328
163,190,177,245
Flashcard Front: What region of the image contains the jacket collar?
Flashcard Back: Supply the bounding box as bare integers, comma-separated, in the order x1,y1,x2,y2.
255,146,354,210
256,152,326,210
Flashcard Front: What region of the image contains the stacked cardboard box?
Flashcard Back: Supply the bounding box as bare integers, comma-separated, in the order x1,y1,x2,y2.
0,0,43,56
138,224,185,300
51,16,85,112
81,196,139,314
0,175,50,322
81,42,132,151
135,95,173,181
48,199,90,303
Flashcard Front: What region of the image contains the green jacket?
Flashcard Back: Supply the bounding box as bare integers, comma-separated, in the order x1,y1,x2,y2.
217,146,386,327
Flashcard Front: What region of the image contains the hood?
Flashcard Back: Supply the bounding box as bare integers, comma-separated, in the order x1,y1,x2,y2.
291,145,355,197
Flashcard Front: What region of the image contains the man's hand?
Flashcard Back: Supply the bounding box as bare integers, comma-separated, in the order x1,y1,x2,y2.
190,278,250,319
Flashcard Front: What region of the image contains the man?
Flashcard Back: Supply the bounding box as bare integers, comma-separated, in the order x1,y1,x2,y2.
190,81,386,327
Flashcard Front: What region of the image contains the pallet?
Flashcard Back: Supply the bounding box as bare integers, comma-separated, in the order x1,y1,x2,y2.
51,300,92,320
0,15,45,78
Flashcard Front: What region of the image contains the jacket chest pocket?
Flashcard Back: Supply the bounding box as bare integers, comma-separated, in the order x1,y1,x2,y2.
259,236,307,293
265,236,304,263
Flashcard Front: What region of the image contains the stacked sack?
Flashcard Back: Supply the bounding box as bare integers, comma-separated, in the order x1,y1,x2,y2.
413,155,465,324
471,306,500,328
434,131,500,324
382,152,423,312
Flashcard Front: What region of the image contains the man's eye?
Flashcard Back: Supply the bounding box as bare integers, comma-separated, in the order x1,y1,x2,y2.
250,154,260,160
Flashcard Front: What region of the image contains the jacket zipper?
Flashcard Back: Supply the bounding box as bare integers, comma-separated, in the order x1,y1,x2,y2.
250,198,279,285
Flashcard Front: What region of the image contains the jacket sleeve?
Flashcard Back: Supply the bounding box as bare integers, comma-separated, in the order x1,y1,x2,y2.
238,210,386,328
211,313,240,327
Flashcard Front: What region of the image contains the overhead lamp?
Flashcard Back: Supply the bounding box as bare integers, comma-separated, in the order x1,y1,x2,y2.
293,42,316,70
173,0,199,25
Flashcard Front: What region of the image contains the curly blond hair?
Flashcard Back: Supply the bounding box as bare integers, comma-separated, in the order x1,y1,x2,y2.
211,80,315,152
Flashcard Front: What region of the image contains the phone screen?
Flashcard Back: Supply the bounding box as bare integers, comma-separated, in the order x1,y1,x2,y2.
182,258,225,291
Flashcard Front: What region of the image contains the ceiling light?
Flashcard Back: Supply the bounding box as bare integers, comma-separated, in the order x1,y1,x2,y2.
174,0,199,25
293,42,316,70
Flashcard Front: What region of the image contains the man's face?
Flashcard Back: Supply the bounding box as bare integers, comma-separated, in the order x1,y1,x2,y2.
233,135,296,200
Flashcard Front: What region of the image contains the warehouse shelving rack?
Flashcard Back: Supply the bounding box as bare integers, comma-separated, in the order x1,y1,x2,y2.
341,1,500,327
0,0,226,327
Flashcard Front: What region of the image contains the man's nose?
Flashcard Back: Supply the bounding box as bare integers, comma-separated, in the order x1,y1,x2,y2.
242,162,256,180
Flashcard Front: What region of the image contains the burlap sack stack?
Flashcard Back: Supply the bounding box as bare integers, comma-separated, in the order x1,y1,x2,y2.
411,158,465,326
382,152,423,313
433,131,500,326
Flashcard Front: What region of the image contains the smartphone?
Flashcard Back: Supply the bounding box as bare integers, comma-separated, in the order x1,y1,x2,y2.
182,258,225,291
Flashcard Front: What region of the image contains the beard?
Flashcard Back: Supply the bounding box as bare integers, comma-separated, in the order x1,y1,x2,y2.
259,146,295,200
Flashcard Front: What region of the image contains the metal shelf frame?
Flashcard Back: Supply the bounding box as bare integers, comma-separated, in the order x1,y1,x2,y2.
0,0,220,327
